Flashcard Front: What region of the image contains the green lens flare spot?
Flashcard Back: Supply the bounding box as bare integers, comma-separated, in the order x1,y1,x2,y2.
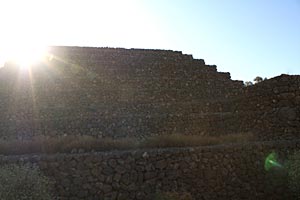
265,152,282,171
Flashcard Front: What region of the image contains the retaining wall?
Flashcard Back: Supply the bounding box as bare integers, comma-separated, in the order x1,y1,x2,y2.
0,47,243,139
0,47,299,140
1,140,299,199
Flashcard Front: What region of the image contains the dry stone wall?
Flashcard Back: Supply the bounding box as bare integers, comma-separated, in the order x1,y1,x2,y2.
202,75,300,140
0,46,243,139
0,46,299,140
243,75,300,139
230,75,300,140
0,140,298,200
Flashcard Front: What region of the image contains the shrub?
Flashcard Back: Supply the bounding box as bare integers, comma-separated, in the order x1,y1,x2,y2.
0,164,54,200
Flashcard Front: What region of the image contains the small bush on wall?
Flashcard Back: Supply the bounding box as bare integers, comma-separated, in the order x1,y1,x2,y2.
0,164,54,200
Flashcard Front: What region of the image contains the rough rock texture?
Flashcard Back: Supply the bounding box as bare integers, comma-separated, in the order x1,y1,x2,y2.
233,75,300,140
0,46,299,140
206,74,300,140
1,140,298,200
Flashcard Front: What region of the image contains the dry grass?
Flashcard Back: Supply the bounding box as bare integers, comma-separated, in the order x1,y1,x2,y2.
140,133,253,148
0,136,138,155
0,133,253,155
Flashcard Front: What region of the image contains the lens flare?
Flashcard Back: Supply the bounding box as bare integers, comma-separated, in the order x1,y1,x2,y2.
265,152,282,171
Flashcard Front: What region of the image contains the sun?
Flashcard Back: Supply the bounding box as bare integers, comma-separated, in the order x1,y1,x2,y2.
1,45,48,69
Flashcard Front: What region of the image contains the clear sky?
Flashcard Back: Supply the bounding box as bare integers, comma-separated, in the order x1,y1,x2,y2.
0,0,299,81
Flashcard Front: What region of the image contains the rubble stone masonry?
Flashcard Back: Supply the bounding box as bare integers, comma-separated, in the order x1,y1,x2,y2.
0,46,299,199
0,46,299,140
0,140,298,199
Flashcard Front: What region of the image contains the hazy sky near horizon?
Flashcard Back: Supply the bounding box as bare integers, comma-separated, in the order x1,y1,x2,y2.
0,0,299,81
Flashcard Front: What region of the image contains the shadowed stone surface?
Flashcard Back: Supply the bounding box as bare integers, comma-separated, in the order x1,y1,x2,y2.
0,140,298,200
0,46,299,140
0,47,299,199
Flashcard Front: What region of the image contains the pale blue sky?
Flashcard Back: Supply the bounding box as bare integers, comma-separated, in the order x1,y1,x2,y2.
142,0,300,81
0,0,299,81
